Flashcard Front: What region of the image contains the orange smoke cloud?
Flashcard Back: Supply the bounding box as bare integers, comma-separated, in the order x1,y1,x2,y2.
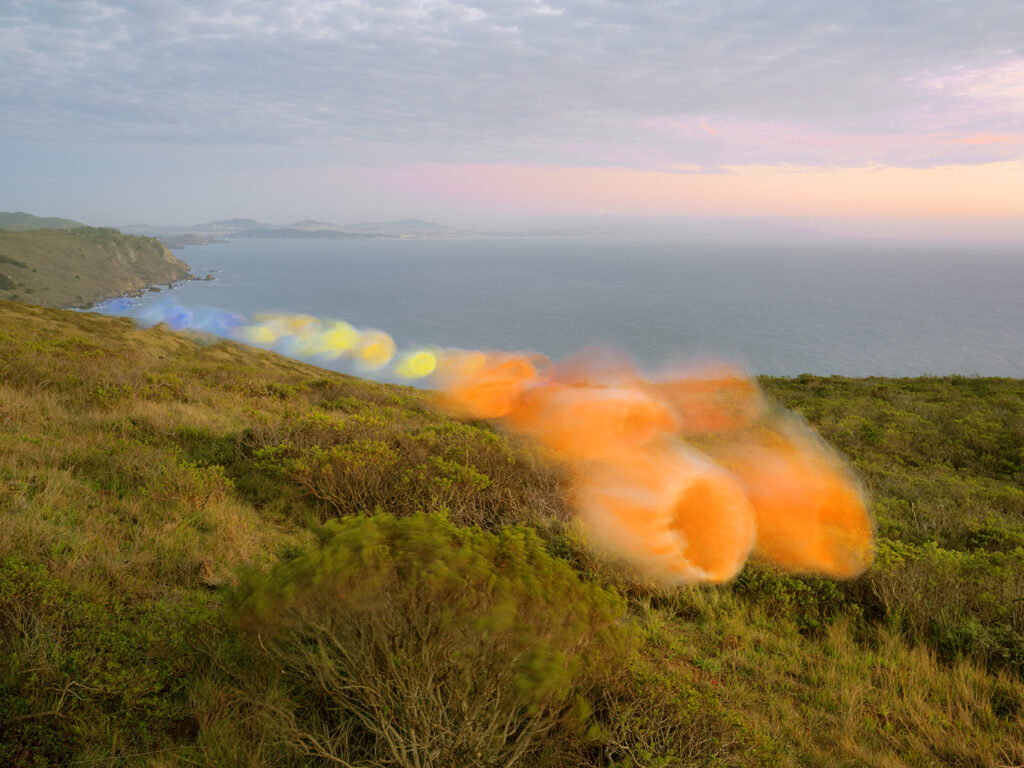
434,352,873,584
130,300,871,583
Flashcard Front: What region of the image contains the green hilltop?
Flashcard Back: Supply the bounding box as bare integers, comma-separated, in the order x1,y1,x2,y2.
0,225,192,308
1,300,1022,767
0,211,84,232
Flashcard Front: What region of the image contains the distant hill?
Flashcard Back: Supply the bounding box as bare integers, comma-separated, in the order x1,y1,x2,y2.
120,217,458,242
230,227,374,240
0,226,193,308
157,233,228,249
341,218,452,235
0,211,84,231
289,219,347,231
194,218,267,232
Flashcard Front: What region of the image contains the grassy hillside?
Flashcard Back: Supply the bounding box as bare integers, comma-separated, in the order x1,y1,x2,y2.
0,227,192,308
1,300,1022,767
0,211,84,232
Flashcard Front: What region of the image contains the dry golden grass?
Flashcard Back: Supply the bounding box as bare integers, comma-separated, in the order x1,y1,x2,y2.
2,300,1024,767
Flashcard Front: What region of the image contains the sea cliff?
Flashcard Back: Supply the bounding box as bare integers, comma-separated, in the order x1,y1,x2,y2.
0,226,193,308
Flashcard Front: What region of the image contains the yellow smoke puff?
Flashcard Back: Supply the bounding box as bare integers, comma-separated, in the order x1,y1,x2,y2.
288,318,325,356
305,321,359,359
251,314,294,343
395,349,438,379
286,314,321,338
355,330,396,369
241,324,279,344
435,349,487,379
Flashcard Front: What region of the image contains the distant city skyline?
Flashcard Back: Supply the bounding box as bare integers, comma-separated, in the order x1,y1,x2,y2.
2,1,1023,238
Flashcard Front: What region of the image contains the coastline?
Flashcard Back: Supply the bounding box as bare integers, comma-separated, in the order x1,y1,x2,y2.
68,271,203,312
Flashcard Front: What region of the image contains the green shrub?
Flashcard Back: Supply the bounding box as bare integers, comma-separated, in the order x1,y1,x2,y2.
231,513,631,767
866,540,1024,671
0,558,216,763
0,253,30,269
541,654,751,768
241,406,569,528
730,563,854,635
148,458,233,511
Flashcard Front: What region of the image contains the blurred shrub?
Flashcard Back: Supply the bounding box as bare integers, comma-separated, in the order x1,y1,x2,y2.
231,513,631,767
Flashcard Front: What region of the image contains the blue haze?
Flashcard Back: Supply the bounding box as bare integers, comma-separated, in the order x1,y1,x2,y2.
99,237,1024,379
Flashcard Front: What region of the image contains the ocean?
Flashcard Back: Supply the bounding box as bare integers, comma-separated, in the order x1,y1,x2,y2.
96,236,1024,380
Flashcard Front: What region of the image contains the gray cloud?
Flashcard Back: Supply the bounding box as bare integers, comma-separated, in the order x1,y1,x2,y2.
2,0,1023,167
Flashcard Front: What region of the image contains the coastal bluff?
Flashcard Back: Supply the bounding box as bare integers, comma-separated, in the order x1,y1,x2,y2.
0,225,193,308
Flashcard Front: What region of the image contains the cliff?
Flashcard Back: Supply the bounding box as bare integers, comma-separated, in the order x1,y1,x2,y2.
0,226,193,308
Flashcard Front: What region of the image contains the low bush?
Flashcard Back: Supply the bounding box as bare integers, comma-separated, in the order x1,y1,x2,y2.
0,558,216,765
230,513,632,767
241,405,570,528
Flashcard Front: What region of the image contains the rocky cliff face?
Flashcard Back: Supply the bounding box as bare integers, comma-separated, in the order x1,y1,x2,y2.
95,236,193,297
0,227,194,308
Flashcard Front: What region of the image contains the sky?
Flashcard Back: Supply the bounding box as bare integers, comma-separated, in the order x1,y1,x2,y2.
2,0,1023,235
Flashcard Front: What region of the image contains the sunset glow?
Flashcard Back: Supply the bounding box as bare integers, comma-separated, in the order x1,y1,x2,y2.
372,160,1024,220
2,3,1022,232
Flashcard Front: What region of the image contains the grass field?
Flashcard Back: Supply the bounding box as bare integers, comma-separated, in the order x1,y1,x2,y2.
1,299,1022,767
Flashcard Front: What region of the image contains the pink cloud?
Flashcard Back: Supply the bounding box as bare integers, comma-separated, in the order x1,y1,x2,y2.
948,133,1024,146
919,59,1024,104
627,62,1024,169
633,115,1024,167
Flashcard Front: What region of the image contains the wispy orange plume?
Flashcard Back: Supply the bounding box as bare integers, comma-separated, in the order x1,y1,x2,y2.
506,385,677,462
708,424,874,578
434,349,873,584
644,364,763,433
434,351,543,419
577,446,757,583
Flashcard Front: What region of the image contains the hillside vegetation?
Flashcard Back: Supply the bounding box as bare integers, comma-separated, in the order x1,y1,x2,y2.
1,300,1022,767
0,212,84,232
0,227,192,308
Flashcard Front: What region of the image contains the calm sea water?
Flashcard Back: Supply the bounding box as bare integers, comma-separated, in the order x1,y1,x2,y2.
98,236,1024,379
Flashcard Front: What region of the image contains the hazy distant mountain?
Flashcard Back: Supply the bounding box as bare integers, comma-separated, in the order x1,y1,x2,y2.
0,211,84,231
341,219,452,235
194,218,269,233
231,227,374,240
120,216,459,243
288,219,348,231
157,233,229,248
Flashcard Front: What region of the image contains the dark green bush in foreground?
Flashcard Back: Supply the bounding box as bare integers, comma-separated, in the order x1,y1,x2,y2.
230,513,632,767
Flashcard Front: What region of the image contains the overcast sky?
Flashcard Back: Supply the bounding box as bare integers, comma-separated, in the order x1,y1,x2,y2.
2,0,1023,231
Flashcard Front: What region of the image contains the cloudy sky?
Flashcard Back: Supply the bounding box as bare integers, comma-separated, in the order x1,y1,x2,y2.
2,0,1023,231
